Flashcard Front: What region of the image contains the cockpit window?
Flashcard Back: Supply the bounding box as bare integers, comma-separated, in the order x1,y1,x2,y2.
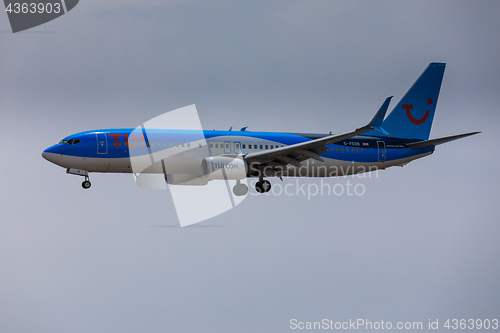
58,139,81,145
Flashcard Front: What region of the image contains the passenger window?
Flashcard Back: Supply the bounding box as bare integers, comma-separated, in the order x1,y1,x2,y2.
341,147,344,152
151,142,155,147
242,144,246,149
181,143,185,147
226,143,229,149
170,143,173,147
187,143,190,147
215,144,219,148
199,143,202,148
361,148,364,152
210,143,214,148
336,147,339,152
356,148,359,152
260,145,263,149
176,143,179,147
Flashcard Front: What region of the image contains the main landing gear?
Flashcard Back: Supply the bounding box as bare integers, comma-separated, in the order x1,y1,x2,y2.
255,179,271,193
82,175,91,189
233,180,249,196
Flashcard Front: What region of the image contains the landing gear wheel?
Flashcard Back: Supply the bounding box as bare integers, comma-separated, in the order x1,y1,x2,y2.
261,180,271,193
82,180,91,189
255,180,271,193
233,182,249,196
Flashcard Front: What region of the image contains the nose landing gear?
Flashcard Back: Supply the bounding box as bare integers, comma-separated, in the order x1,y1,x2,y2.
66,168,91,189
82,175,91,189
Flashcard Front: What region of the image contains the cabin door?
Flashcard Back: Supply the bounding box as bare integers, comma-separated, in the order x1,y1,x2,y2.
96,133,108,154
377,141,386,162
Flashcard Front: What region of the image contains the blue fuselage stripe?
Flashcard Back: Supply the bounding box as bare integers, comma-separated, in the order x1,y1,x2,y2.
43,129,433,163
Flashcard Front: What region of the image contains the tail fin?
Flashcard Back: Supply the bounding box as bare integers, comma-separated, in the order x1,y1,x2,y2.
382,63,446,140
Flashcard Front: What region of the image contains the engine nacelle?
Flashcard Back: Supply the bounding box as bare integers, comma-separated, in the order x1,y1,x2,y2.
201,156,247,180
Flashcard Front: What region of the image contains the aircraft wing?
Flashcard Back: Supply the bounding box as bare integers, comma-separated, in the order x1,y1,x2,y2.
244,97,393,169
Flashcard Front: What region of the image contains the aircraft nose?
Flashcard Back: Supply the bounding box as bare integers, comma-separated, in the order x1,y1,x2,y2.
42,151,51,161
42,146,59,163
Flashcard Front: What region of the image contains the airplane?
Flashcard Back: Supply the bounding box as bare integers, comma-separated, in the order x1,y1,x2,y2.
42,63,479,195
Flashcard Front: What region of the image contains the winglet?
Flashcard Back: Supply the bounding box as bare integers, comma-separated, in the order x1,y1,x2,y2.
361,96,393,136
370,126,392,136
368,96,393,127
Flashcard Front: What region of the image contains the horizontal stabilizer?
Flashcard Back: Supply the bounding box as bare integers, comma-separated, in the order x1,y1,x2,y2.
406,132,480,149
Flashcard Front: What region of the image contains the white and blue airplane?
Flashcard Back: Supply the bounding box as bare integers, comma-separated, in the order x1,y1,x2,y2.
43,63,478,195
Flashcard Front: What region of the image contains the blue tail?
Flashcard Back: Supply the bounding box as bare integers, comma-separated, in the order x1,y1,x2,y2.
381,63,446,140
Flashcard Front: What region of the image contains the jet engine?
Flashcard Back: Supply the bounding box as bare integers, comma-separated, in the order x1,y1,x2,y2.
201,156,247,180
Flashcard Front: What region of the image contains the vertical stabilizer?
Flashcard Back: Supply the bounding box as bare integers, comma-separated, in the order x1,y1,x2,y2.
382,63,445,140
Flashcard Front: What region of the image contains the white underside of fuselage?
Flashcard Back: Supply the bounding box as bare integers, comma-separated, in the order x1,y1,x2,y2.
42,150,433,178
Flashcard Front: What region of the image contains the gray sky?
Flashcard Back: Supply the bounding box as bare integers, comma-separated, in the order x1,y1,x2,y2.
1,1,499,332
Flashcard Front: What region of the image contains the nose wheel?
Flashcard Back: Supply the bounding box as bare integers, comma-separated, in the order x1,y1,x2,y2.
82,175,91,189
255,179,271,193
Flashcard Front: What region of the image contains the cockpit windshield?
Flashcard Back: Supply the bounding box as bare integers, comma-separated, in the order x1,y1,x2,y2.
59,139,81,145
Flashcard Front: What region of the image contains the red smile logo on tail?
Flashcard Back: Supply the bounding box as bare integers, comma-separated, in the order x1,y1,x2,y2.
403,99,433,125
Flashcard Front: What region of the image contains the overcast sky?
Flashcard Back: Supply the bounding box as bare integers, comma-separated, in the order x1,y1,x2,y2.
1,1,499,332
